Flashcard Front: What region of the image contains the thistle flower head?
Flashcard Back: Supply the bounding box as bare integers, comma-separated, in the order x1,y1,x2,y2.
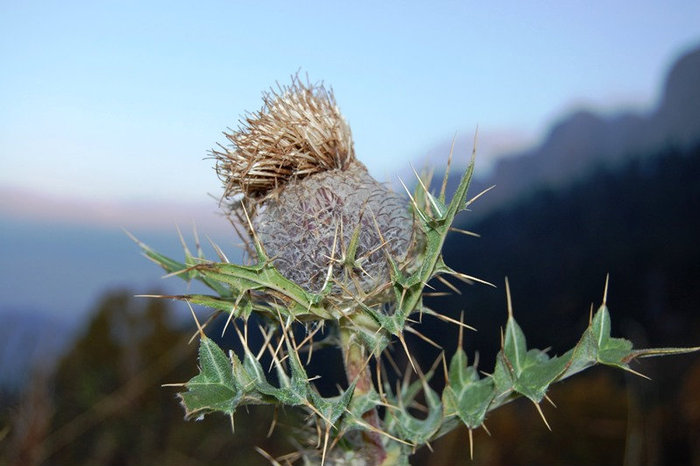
214,77,416,300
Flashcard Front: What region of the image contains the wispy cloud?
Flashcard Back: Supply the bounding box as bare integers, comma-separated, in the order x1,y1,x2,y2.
0,186,233,234
410,127,535,178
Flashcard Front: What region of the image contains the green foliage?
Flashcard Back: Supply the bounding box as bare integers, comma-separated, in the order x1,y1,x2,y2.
134,155,699,465
179,336,241,419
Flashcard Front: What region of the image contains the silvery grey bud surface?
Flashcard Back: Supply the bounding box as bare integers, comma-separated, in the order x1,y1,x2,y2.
253,160,413,294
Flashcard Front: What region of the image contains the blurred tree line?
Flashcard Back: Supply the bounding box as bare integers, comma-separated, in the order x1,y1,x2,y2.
0,143,698,465
0,293,289,466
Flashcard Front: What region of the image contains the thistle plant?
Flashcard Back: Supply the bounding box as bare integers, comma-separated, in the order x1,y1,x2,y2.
132,77,699,465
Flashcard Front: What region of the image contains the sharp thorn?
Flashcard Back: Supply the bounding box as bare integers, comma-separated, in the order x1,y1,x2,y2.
603,273,610,306
505,277,514,318
533,401,552,431
468,428,474,460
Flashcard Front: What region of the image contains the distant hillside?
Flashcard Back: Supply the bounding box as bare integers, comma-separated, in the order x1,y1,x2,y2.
0,311,75,393
437,45,700,218
0,219,240,391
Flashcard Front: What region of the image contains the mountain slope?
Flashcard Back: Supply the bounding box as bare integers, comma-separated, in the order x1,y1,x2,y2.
450,44,700,218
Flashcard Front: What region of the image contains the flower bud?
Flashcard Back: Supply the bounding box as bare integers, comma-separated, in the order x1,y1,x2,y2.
215,78,416,300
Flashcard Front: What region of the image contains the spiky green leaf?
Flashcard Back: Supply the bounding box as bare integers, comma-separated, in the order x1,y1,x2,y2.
179,336,240,419
192,262,330,319
389,381,443,444
444,349,495,428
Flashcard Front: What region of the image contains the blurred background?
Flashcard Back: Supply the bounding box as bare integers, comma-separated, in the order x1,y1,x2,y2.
1,1,699,465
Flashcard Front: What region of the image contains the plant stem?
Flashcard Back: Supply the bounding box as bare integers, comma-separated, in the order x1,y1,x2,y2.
340,321,387,465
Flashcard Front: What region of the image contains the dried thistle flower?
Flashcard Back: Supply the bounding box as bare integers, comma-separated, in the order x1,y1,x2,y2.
214,76,355,202
215,77,416,299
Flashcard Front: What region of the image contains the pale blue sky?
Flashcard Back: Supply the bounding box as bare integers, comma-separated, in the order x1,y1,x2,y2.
1,1,699,204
